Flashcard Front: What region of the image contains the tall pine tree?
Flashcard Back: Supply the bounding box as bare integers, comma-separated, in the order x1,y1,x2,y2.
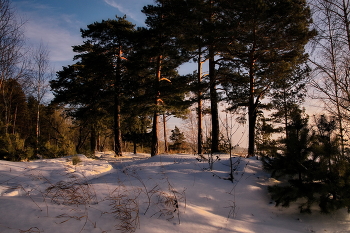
52,16,136,155
78,16,135,156
140,2,190,156
220,0,316,156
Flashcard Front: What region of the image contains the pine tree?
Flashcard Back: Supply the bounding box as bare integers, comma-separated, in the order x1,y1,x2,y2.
139,2,191,156
51,16,136,155
169,126,186,152
263,107,316,212
52,52,113,154
270,65,309,141
255,115,280,157
77,16,136,156
145,0,224,154
264,112,350,213
219,0,316,156
311,115,350,213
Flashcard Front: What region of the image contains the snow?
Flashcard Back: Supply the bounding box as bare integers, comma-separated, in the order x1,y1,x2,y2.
0,152,350,232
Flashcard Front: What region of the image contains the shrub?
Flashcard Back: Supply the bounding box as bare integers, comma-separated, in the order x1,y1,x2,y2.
0,133,34,161
72,155,82,165
264,114,350,214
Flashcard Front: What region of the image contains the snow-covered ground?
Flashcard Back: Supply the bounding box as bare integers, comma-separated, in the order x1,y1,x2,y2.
0,152,349,233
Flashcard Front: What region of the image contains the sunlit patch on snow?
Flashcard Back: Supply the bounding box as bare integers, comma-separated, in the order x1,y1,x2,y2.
2,188,20,196
198,194,215,200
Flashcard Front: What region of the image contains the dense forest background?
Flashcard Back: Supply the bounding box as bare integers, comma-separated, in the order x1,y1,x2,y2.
3,0,350,213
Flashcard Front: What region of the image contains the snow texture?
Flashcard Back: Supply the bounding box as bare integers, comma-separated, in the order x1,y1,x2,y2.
0,152,349,232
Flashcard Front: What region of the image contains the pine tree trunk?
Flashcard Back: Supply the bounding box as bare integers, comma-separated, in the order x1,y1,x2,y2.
151,55,162,156
133,140,137,154
151,111,159,156
114,92,122,156
209,49,219,153
97,131,101,152
197,50,203,155
248,105,257,157
163,113,168,153
114,47,123,156
90,125,96,153
283,86,289,141
248,48,256,157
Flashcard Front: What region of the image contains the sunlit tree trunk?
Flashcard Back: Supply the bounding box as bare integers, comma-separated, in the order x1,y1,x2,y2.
163,113,168,153
151,55,162,156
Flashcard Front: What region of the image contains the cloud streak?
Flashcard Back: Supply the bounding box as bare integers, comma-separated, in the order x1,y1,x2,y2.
25,21,82,63
103,0,149,24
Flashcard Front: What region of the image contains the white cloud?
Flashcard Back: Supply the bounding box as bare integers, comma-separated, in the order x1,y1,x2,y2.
16,7,83,69
25,20,82,63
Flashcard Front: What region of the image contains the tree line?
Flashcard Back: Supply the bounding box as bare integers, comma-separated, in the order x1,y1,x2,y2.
2,0,350,214
50,0,315,158
0,0,74,160
0,0,318,159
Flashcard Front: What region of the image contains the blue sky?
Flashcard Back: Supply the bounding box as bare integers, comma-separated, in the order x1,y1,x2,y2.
12,0,154,70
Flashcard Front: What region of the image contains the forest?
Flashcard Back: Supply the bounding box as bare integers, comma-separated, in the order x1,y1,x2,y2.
2,0,350,214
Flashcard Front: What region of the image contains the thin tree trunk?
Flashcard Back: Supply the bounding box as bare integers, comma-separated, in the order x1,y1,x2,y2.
197,49,203,155
209,48,219,153
340,0,350,156
12,105,17,134
36,103,40,156
2,85,9,134
283,86,289,140
342,0,350,51
326,5,346,157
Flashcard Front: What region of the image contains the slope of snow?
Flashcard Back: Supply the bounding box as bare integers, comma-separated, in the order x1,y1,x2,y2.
0,153,349,232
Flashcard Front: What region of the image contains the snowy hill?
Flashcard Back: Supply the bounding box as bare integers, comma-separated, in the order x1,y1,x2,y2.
0,153,349,232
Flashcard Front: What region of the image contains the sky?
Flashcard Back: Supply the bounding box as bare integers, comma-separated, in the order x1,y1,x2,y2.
12,0,154,71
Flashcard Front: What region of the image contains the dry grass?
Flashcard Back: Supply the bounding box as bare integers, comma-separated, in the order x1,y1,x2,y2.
109,182,141,233
3,156,189,233
108,167,187,232
45,178,97,206
19,227,41,233
151,178,186,224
